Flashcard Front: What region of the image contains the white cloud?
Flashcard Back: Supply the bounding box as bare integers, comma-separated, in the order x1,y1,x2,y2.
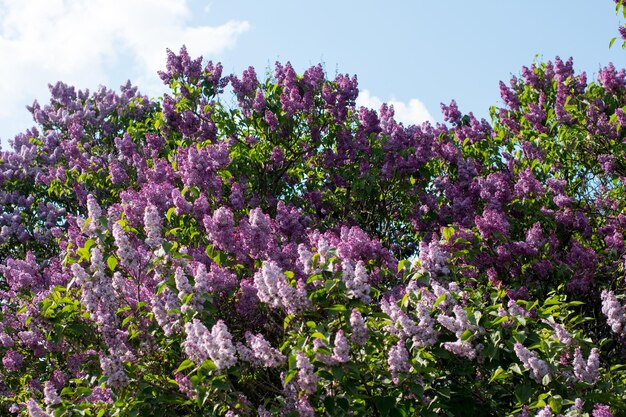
356,89,433,126
0,0,249,145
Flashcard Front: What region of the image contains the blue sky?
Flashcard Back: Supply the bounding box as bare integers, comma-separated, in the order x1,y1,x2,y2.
0,1,624,148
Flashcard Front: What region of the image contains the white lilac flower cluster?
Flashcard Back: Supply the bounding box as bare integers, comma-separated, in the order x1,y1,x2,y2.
514,343,550,383
237,332,285,367
151,286,183,337
437,305,482,359
183,319,237,370
387,341,411,384
85,194,103,237
143,203,163,248
349,308,369,346
600,290,626,336
253,261,310,314
112,222,136,270
312,331,350,365
70,247,118,329
341,259,372,303
573,347,599,383
295,352,318,395
417,238,450,277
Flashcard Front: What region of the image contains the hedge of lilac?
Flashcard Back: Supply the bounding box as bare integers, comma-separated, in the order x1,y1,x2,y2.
3,7,626,417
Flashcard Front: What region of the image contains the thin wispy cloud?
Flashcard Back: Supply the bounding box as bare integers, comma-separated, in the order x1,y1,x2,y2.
0,0,249,144
356,90,434,126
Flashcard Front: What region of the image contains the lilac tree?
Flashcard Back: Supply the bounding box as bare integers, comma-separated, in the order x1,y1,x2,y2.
2,6,626,415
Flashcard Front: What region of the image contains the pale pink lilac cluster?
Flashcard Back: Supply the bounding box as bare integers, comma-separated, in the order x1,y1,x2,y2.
297,244,316,275
349,308,368,346
183,319,237,370
417,238,450,276
253,261,309,314
174,266,196,313
43,380,61,406
514,343,550,383
151,288,182,337
388,341,411,384
174,372,196,400
26,398,52,417
341,259,371,303
71,247,119,328
381,297,419,340
592,404,615,417
100,352,129,389
535,406,553,417
143,204,163,248
507,300,528,318
437,305,481,359
296,396,315,417
331,330,350,363
237,332,285,367
85,194,104,236
111,222,136,270
573,347,599,383
313,331,351,365
295,352,318,395
542,319,573,345
600,290,626,336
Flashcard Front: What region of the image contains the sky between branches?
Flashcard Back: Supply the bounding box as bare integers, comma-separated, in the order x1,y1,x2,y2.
0,0,624,148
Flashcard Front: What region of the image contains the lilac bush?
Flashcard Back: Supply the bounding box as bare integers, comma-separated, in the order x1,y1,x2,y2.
2,7,626,414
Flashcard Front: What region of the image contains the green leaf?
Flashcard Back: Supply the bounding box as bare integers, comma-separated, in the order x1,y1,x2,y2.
166,207,176,222
283,369,298,386
514,384,532,403
284,314,295,330
442,226,455,240
107,255,118,271
549,395,562,413
509,363,523,375
460,329,474,342
162,240,175,254
374,396,396,417
433,294,447,309
489,367,508,382
176,359,195,373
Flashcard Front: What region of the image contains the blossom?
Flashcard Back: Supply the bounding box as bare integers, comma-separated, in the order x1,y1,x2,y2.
592,404,614,417
418,238,450,276
239,332,285,367
26,399,52,417
296,352,318,395
210,320,237,370
143,204,163,248
43,380,61,405
514,343,550,383
601,290,626,336
253,261,309,314
388,341,411,384
573,348,599,383
535,406,552,417
341,259,371,303
332,330,350,363
350,308,369,345
2,349,24,371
